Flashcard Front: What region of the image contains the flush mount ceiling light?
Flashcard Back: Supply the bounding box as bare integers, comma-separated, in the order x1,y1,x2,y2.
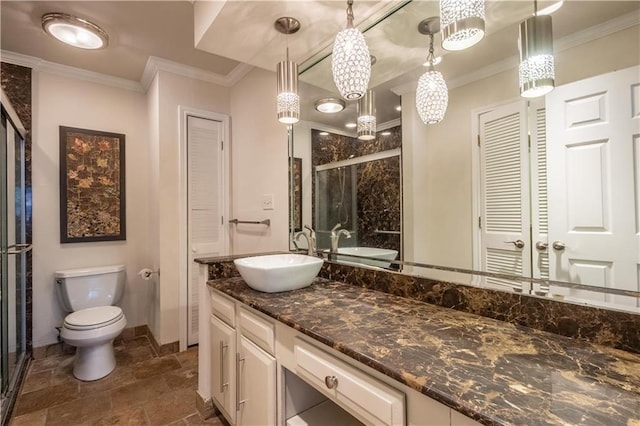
332,0,371,100
41,13,108,49
537,0,563,15
439,0,485,51
416,18,449,125
357,89,376,140
275,17,301,124
518,0,555,98
315,97,346,114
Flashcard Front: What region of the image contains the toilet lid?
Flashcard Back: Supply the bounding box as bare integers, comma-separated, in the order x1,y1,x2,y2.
64,306,124,331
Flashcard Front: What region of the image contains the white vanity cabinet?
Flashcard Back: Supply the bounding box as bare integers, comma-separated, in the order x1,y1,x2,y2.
209,290,276,426
207,287,481,426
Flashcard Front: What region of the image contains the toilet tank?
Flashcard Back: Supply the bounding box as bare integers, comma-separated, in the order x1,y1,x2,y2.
55,265,125,312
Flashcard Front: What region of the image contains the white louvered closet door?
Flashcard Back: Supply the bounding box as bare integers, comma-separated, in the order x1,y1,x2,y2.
188,115,226,346
529,100,549,290
479,101,531,291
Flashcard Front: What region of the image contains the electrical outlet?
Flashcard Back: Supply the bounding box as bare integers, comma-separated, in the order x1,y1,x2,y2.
262,194,274,210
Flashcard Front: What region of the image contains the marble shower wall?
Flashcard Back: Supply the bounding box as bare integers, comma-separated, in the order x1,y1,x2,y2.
1,62,33,352
311,126,401,254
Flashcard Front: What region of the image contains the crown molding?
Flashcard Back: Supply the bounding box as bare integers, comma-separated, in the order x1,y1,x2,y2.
1,50,144,92
140,56,253,91
0,50,254,94
379,118,401,131
392,10,640,96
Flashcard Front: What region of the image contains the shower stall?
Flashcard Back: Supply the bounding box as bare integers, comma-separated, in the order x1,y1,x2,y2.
314,149,402,256
1,90,30,424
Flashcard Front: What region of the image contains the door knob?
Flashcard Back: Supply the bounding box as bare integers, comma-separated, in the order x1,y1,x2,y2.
505,239,525,249
535,242,548,251
552,241,566,251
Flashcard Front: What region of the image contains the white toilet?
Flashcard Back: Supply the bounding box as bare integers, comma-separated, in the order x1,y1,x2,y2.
54,264,127,381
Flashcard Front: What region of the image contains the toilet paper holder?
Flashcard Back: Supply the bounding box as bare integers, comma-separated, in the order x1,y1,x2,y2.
138,268,159,280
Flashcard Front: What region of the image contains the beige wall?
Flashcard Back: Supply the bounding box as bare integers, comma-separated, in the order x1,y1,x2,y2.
403,25,640,270
229,68,289,254
148,70,231,345
32,71,152,348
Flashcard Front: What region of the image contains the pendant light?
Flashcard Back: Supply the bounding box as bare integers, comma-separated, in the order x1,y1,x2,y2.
331,0,371,100
357,90,376,140
518,0,555,98
275,17,301,124
416,18,449,125
439,0,485,51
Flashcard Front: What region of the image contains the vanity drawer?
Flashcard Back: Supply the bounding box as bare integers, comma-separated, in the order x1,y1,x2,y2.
239,306,275,355
294,339,405,426
209,289,235,327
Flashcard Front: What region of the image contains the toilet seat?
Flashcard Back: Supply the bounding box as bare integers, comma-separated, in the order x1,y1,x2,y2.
64,306,124,331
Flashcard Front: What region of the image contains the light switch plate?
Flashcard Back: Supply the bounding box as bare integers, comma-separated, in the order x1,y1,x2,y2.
262,194,274,210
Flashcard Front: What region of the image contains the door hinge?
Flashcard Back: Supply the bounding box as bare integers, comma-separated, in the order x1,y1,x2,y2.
477,134,480,147
478,216,482,229
221,141,224,150
221,216,224,225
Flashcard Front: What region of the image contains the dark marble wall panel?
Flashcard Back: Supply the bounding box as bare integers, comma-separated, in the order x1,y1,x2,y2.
1,62,33,352
311,127,402,256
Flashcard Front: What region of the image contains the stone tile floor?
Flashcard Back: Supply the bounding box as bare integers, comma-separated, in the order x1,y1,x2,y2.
9,336,227,425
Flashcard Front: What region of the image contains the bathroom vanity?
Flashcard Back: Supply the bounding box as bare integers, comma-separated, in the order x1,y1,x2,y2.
197,258,640,426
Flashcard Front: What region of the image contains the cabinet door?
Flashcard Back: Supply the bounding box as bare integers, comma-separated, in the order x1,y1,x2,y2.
210,315,236,424
238,336,276,426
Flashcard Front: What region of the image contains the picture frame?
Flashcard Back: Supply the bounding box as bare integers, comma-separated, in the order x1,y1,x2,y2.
59,126,126,243
290,157,302,232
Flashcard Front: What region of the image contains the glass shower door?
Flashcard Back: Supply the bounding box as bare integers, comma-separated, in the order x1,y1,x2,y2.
1,102,29,422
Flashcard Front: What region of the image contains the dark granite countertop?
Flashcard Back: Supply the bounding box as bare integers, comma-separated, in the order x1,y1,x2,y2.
208,277,640,426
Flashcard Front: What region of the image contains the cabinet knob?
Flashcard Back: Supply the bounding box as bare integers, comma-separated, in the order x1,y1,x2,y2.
324,375,338,389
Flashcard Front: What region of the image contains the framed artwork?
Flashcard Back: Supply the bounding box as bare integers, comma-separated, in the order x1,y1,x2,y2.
59,126,126,243
290,157,302,232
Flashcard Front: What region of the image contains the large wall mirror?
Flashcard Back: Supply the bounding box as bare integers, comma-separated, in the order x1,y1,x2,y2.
289,0,640,313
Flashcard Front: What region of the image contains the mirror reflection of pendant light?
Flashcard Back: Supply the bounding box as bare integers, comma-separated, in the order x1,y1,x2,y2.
416,18,448,125
332,0,371,100
518,0,555,98
439,0,485,51
275,17,301,124
357,90,376,140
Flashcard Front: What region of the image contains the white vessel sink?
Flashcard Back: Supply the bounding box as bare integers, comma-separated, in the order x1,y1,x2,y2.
335,247,398,268
234,254,323,293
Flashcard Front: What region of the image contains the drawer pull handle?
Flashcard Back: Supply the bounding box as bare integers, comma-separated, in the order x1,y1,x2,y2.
219,341,228,393
236,353,246,411
324,375,338,389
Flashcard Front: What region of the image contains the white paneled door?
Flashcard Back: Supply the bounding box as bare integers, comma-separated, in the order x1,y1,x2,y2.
546,65,640,308
187,115,228,346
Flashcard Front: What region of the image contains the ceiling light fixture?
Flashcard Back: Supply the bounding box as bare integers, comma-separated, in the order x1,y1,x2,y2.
345,122,357,129
332,0,371,100
518,0,555,98
537,1,563,16
416,18,449,125
41,13,108,49
357,89,376,140
439,0,485,51
275,17,301,124
315,97,346,114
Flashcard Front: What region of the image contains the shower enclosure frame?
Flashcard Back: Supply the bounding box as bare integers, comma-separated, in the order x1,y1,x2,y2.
1,91,31,425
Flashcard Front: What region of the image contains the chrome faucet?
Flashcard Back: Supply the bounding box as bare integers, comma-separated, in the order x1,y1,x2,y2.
294,225,317,256
330,223,351,252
